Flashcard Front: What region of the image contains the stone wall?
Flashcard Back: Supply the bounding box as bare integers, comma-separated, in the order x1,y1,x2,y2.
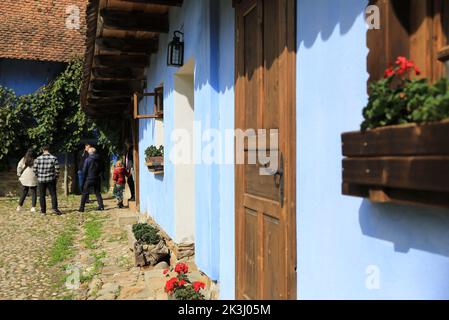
0,165,76,197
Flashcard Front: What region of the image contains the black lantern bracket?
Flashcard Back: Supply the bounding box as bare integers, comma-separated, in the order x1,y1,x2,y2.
167,30,185,67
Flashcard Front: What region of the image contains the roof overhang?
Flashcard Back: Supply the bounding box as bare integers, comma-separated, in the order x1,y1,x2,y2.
80,0,183,118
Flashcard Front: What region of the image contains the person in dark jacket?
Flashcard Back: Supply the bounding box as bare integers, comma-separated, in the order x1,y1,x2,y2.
78,147,104,212
78,144,91,202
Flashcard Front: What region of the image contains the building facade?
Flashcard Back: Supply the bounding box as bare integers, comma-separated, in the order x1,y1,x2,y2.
81,0,449,300
0,0,87,195
0,0,87,94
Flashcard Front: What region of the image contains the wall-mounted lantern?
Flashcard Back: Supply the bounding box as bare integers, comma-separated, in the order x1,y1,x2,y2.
167,31,184,67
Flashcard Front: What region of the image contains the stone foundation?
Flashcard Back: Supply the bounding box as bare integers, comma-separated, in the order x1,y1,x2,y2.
0,165,76,197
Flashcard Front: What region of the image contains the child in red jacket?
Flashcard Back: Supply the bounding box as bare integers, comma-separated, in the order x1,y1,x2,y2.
113,161,127,208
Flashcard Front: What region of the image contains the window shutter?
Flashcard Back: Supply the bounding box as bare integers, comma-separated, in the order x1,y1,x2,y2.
367,0,448,85
367,0,410,84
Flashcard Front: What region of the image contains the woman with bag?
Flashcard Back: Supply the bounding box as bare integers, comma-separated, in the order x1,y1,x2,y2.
16,149,38,212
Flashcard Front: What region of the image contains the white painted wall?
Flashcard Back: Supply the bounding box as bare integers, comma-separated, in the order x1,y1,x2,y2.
173,60,196,243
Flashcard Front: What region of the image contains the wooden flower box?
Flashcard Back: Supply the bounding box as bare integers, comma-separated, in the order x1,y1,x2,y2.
145,156,164,175
341,119,449,208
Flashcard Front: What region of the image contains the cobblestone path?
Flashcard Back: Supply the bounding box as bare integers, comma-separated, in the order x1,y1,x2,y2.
0,196,82,300
0,195,213,300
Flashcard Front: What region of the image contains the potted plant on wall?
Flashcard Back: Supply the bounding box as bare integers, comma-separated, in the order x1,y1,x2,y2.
341,56,449,208
145,145,164,173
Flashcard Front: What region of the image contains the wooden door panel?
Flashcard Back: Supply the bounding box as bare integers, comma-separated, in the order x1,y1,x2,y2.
263,216,285,299
243,4,261,131
242,208,259,300
245,164,280,201
236,0,296,300
263,0,282,130
244,194,281,220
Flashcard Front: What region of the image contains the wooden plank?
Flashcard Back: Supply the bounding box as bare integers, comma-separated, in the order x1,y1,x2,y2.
343,183,449,208
96,37,158,54
88,91,133,98
243,194,280,220
100,9,169,33
91,79,145,92
94,55,149,68
92,67,145,80
120,0,183,6
87,104,130,110
87,97,131,104
343,156,449,192
342,120,449,157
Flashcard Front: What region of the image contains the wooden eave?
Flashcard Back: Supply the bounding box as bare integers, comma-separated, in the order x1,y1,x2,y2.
80,0,183,117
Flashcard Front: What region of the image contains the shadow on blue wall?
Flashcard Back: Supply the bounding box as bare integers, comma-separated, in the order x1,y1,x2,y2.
298,0,366,50
359,200,449,257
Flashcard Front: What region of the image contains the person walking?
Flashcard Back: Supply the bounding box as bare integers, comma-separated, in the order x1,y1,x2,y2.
16,149,38,212
33,145,62,216
112,160,127,209
78,143,92,203
79,147,105,213
124,141,136,202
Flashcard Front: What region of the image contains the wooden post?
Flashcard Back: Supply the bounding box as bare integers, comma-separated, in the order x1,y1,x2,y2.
64,152,69,197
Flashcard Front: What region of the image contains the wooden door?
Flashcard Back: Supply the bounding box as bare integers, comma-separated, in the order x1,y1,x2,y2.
235,0,296,300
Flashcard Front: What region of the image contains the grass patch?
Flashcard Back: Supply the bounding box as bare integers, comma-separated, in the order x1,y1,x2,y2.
83,214,104,249
48,218,77,266
80,251,107,284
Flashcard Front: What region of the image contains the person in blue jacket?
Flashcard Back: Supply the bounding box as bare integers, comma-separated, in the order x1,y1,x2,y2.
78,147,105,213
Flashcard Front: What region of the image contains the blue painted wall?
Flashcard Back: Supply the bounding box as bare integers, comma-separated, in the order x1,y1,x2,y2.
0,58,65,95
297,0,449,299
138,0,235,299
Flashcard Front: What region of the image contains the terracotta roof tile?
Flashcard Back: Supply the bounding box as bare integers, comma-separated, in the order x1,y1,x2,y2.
0,0,87,62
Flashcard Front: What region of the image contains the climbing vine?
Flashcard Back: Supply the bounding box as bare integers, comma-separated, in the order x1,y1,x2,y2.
0,58,124,168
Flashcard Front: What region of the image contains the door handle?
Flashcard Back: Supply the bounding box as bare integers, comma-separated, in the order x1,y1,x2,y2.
274,153,284,208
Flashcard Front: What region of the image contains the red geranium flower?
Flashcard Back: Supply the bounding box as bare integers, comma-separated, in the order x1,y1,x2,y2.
384,56,421,79
165,277,179,294
396,56,408,71
193,281,206,292
163,269,169,275
174,263,189,274
414,66,421,76
178,279,187,287
384,66,395,78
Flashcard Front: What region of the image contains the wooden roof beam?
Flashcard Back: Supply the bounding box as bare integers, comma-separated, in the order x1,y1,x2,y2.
92,67,146,80
100,9,169,33
94,55,149,68
87,97,132,105
96,37,159,54
88,90,135,98
119,0,183,6
87,103,131,111
91,79,145,92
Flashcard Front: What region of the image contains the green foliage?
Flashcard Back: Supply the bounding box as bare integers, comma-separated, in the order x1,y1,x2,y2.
174,286,204,301
84,214,104,249
48,217,78,266
0,87,22,160
0,57,123,164
362,78,449,131
0,58,87,159
132,223,161,245
88,117,125,156
145,145,164,159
